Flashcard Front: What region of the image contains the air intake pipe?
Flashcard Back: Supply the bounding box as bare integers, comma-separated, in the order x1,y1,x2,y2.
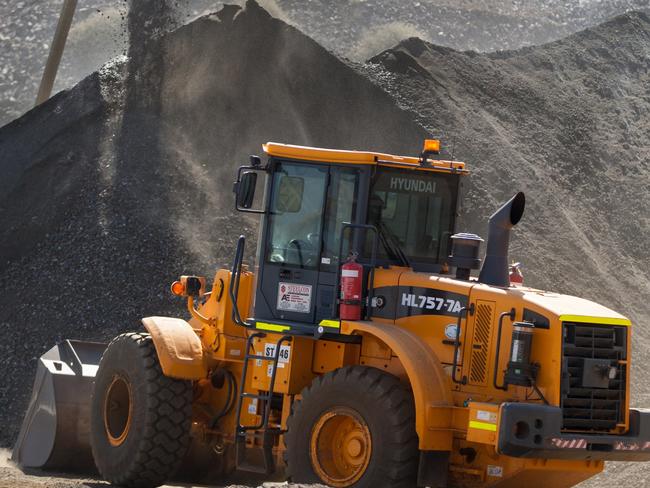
478,192,526,287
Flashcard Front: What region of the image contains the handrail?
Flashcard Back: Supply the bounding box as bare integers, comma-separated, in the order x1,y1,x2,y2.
493,308,516,391
230,235,251,327
451,304,474,385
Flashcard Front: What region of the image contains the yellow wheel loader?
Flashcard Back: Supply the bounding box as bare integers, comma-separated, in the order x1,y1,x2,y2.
13,140,650,487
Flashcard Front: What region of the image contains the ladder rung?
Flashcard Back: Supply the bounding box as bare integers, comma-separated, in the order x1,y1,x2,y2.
236,461,269,474
241,392,270,400
246,354,274,361
236,428,283,438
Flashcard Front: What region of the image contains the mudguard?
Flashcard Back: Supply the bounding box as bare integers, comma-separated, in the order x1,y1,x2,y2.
141,316,206,380
341,320,454,451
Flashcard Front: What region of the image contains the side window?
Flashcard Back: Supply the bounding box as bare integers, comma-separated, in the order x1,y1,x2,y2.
366,168,457,265
267,163,328,268
321,168,358,271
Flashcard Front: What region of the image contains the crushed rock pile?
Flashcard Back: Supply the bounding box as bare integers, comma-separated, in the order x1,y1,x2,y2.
3,0,650,126
365,13,650,486
0,0,220,127
275,0,650,60
1,2,649,487
366,10,650,370
0,0,425,448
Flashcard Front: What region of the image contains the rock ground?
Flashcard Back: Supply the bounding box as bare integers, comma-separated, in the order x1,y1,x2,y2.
0,450,323,488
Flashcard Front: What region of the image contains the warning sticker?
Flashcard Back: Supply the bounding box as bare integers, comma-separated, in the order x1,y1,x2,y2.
277,282,312,313
487,465,503,477
477,410,498,423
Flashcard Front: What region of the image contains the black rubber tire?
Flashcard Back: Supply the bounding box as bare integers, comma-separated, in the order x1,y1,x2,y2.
90,332,193,488
285,366,419,488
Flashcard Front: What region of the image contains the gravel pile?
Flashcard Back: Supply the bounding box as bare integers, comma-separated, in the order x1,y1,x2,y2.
274,0,650,60
2,0,650,126
0,0,219,127
364,15,650,486
0,0,426,448
365,10,650,356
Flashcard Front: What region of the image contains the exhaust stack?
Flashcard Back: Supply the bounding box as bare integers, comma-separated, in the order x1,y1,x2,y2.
478,192,526,287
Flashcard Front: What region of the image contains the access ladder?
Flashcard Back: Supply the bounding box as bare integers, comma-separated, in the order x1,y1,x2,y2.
234,331,292,474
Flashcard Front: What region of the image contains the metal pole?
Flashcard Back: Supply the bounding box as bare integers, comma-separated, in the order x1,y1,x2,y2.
35,0,78,106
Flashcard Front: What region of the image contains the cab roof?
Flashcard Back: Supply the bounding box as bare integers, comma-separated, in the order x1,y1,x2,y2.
263,142,467,174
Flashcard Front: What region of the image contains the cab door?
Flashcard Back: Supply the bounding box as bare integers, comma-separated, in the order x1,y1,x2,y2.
255,162,359,325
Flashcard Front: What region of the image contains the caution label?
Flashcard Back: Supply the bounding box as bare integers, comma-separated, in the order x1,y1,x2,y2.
277,282,312,313
487,465,503,478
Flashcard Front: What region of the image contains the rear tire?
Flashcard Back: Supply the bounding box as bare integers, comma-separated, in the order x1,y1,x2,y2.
90,332,192,488
285,366,419,488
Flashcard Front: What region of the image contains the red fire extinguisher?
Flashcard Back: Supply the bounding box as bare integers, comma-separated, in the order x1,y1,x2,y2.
509,262,524,286
340,253,363,320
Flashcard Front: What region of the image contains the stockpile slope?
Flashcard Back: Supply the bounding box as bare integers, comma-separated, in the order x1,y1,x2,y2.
0,0,222,127
368,11,650,398
0,0,128,127
367,16,650,487
3,1,649,126
276,0,650,59
0,0,426,447
365,16,650,485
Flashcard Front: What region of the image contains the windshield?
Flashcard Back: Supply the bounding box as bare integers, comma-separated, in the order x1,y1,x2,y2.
366,167,459,268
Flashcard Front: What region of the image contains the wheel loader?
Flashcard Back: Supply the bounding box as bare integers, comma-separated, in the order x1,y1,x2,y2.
12,140,650,487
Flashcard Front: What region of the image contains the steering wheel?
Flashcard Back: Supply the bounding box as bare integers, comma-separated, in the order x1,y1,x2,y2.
288,239,307,267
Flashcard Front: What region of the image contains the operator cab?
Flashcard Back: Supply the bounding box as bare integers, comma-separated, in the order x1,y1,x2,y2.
233,141,467,335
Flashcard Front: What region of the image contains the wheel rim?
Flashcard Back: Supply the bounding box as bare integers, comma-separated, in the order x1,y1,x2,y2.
104,375,133,447
310,407,372,487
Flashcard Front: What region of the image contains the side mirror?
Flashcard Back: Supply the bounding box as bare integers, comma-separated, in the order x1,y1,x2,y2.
237,171,258,209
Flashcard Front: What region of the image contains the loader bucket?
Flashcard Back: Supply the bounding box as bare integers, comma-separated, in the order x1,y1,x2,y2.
12,340,106,471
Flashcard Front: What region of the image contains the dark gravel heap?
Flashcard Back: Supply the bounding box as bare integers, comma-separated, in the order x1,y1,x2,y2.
3,0,650,126
0,0,128,126
0,0,426,447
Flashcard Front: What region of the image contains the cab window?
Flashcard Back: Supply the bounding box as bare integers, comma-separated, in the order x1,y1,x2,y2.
367,167,458,266
321,168,358,271
267,163,327,268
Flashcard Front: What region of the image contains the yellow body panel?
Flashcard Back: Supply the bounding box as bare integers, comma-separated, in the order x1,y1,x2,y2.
250,335,315,395
467,403,500,444
147,261,640,486
312,340,360,374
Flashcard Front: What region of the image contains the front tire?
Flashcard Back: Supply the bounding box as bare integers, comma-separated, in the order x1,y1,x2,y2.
90,332,192,487
285,366,419,488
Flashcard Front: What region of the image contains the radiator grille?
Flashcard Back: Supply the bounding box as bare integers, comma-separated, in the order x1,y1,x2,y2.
468,302,495,385
561,322,627,432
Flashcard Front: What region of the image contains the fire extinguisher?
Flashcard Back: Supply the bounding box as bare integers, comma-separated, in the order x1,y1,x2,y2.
509,262,524,286
340,253,363,320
